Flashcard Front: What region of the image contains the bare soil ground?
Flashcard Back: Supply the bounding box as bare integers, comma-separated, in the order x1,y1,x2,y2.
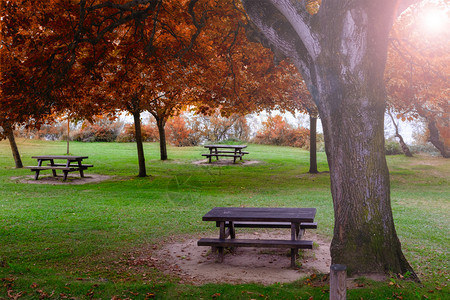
192,159,262,166
11,174,112,185
153,230,331,285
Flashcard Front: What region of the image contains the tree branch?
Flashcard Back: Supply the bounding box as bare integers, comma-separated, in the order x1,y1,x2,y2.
270,0,320,59
395,0,422,18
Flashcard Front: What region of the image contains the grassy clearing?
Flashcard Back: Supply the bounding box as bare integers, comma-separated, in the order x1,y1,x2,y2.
0,139,448,299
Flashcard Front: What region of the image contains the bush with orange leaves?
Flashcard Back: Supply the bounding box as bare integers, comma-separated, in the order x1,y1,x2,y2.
252,115,310,148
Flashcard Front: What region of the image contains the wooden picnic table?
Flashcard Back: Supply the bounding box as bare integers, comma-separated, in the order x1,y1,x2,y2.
202,144,248,163
198,207,317,267
25,155,92,181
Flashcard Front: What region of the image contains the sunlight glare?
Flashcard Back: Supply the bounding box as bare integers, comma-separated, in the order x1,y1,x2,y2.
421,8,448,34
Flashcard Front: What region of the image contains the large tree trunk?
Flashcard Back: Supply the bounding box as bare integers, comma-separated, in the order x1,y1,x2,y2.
308,115,318,174
318,73,412,277
5,125,23,168
241,0,417,278
156,117,168,160
132,109,147,177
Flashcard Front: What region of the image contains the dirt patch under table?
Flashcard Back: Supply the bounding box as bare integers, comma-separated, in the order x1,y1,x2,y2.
11,174,112,185
153,230,331,285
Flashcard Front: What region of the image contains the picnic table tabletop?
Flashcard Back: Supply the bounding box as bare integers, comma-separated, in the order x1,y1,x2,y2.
32,155,89,160
204,145,247,149
202,207,316,223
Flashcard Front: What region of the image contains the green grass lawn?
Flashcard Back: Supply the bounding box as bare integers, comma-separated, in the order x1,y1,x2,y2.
0,139,448,299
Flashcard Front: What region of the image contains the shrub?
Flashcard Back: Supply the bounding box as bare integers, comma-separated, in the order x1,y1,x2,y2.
196,113,250,143
116,123,159,142
385,138,403,155
252,115,310,148
72,118,123,142
166,115,197,147
410,143,441,156
16,122,67,140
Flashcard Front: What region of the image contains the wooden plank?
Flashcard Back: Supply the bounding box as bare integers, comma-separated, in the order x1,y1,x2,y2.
47,163,93,168
197,238,313,249
32,155,88,160
204,145,247,149
300,222,318,229
25,166,79,171
218,221,317,229
203,207,316,223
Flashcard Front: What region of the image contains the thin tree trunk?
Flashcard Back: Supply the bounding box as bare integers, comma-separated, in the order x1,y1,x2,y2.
427,119,449,158
156,117,168,160
132,110,147,177
388,111,413,157
66,118,70,155
6,125,23,168
309,115,318,173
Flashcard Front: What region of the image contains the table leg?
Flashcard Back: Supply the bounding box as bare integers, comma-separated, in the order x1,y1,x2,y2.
229,221,236,239
49,159,57,177
34,159,43,180
218,221,225,262
76,159,85,177
291,223,298,268
208,148,213,163
238,149,243,160
214,148,219,161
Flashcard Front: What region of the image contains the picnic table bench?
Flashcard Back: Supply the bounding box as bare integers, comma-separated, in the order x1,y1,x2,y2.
25,155,92,181
202,145,248,163
198,207,317,267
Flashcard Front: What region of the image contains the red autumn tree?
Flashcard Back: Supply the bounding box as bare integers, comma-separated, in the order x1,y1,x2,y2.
0,0,121,166
103,0,313,166
386,0,449,157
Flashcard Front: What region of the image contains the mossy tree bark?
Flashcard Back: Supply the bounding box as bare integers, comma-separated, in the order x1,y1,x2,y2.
241,0,418,278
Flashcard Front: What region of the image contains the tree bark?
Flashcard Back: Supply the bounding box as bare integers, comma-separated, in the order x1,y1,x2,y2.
308,114,318,174
388,111,413,157
5,125,23,168
427,119,449,158
241,0,417,278
132,109,147,177
156,117,168,160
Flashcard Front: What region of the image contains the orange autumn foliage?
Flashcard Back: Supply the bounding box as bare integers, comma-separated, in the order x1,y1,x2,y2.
253,115,310,148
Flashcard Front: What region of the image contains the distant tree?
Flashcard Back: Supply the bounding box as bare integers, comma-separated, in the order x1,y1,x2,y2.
387,111,413,157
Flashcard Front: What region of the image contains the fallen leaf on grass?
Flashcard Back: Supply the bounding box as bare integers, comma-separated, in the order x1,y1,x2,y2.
7,290,25,300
